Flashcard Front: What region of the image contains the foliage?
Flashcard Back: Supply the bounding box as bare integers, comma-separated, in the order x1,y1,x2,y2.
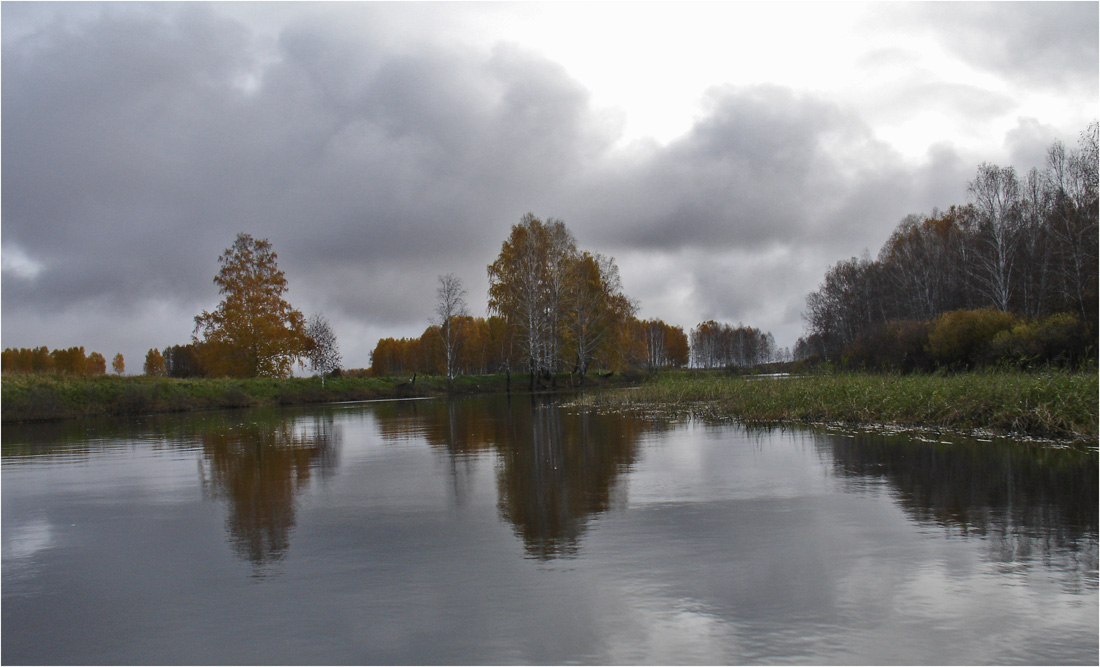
988,312,1090,368
926,309,1018,369
194,233,310,378
370,315,521,378
112,353,125,375
560,251,635,376
801,123,1098,364
1,346,109,377
164,343,207,378
486,214,640,386
637,319,690,370
144,348,167,376
487,213,579,382
85,352,106,376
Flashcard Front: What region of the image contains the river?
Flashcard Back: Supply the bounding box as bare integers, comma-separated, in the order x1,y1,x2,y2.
3,394,1096,664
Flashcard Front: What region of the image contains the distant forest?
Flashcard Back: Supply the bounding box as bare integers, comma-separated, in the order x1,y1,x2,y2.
797,123,1098,370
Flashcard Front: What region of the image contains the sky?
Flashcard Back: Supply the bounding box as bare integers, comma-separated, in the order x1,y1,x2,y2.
2,1,1097,371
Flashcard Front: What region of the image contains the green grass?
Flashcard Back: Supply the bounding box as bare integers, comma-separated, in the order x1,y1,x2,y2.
575,369,1099,443
6,370,1096,442
0,374,426,422
0,370,631,423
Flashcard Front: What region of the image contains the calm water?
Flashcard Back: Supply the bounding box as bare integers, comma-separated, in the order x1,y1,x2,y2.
2,395,1097,665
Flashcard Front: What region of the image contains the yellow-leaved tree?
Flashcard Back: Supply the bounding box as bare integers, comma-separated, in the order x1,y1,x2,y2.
194,233,309,377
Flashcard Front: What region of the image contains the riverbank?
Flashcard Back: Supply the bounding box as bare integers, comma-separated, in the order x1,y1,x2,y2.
0,371,633,423
570,369,1099,444
4,370,1096,443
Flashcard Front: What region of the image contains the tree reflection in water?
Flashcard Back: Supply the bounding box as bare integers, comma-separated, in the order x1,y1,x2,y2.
495,398,651,559
374,395,661,560
197,410,340,574
822,431,1098,578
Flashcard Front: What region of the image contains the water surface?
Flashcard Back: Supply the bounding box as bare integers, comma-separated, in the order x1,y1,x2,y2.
3,395,1096,664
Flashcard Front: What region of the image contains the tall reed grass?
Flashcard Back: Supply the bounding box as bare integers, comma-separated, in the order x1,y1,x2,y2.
578,370,1098,442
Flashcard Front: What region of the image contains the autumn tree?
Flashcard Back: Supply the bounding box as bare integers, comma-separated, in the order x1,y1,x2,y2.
194,234,310,378
561,251,634,381
640,319,689,370
50,347,86,375
487,213,633,386
304,313,342,385
144,348,166,376
85,352,106,376
112,353,125,375
487,214,578,386
2,347,54,373
164,343,206,378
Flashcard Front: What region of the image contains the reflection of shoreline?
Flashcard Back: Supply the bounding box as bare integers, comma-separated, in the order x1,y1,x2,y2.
373,396,661,559
198,412,341,573
821,431,1099,570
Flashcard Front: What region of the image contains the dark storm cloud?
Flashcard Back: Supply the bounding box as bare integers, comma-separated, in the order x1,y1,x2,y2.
2,4,609,323
2,3,1092,366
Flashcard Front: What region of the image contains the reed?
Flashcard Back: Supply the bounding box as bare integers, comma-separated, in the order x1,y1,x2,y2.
577,369,1098,442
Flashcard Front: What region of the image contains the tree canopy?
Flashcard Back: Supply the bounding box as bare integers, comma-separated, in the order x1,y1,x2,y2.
799,122,1098,369
487,213,636,385
194,233,310,378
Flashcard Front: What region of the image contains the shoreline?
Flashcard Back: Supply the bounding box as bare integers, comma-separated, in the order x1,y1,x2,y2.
3,370,1096,445
0,372,631,424
568,369,1099,445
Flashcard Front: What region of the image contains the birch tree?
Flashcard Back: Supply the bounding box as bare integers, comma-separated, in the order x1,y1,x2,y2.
433,273,468,383
968,162,1021,312
304,313,342,385
488,213,577,386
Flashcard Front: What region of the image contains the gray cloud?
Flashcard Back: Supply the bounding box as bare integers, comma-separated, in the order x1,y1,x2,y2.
914,2,1099,91
2,3,1094,368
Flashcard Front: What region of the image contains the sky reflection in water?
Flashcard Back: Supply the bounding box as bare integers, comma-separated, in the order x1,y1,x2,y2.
2,395,1096,665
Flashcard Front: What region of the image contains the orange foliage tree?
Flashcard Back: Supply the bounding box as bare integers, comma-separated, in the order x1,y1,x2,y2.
194,234,309,377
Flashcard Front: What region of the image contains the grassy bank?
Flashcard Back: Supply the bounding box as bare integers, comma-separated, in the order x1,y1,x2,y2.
573,369,1099,443
0,371,632,423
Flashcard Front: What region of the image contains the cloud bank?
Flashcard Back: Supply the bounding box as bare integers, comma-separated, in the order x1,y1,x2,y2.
3,3,1096,367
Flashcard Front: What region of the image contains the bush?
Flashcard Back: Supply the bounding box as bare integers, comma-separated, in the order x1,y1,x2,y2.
990,312,1087,368
926,309,1018,369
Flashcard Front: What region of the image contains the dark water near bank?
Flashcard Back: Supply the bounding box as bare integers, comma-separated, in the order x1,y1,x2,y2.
3,395,1097,665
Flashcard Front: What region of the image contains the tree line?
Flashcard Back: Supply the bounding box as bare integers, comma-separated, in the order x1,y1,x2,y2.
798,123,1098,370
369,315,693,380
5,220,782,382
2,346,119,375
690,321,782,369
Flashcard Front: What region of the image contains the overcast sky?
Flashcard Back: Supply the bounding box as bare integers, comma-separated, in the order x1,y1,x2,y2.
3,2,1097,371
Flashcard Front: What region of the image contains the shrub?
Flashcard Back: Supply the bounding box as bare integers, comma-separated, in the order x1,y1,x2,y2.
926,309,1018,369
990,312,1087,368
